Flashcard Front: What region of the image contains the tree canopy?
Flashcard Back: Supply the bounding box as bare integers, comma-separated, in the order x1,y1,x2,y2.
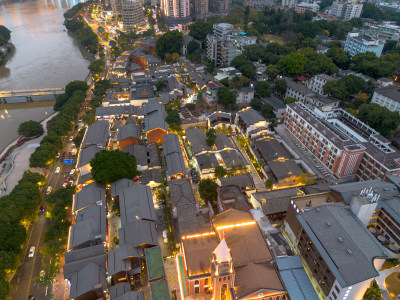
323,75,366,100
357,103,400,138
278,52,307,75
198,179,219,205
89,59,105,75
156,30,183,59
274,78,287,95
188,21,213,42
90,150,138,184
206,128,216,147
0,25,11,46
18,120,44,137
255,81,271,97
217,86,236,108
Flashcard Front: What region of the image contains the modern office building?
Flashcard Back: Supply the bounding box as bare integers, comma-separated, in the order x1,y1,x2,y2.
344,32,384,57
284,103,400,180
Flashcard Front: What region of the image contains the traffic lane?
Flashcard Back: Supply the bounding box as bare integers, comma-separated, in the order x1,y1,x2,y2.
9,213,47,300
29,213,49,300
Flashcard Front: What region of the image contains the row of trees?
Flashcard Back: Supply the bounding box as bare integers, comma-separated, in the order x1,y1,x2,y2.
29,81,89,168
0,171,46,299
40,186,75,286
64,17,99,54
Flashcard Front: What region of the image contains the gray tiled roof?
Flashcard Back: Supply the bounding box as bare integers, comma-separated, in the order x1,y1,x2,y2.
144,98,168,132
169,179,196,207
276,256,319,300
298,205,388,287
284,78,314,96
114,291,145,300
118,219,158,248
237,108,265,126
117,123,141,141
69,262,107,300
63,244,105,279
196,153,219,170
255,138,292,162
215,134,234,151
163,133,187,177
77,145,102,168
68,205,106,250
252,187,300,215
110,178,134,199
118,184,157,225
73,183,106,213
82,121,110,149
107,244,144,276
329,180,398,204
218,173,255,190
220,150,246,168
123,144,147,166
185,128,211,154
375,86,400,102
139,168,163,185
208,112,231,123
163,133,181,155
95,106,144,118
269,160,303,180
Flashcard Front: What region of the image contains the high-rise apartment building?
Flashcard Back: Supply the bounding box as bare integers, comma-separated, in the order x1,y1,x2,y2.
344,31,384,57
110,0,123,15
121,0,145,31
194,0,209,16
209,0,231,13
206,23,256,66
328,1,363,20
161,0,191,24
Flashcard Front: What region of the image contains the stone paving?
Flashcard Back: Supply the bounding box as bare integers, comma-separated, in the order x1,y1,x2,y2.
164,256,181,300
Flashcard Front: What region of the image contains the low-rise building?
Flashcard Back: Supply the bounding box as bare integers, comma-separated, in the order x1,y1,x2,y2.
216,185,251,212
236,86,254,104
305,74,337,96
208,111,231,128
235,107,270,138
204,80,224,103
81,121,110,149
217,173,255,194
77,145,102,176
144,98,168,143
371,85,400,113
295,2,319,13
162,133,187,180
117,122,141,150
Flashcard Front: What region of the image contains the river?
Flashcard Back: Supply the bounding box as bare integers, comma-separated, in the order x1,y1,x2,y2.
0,0,90,90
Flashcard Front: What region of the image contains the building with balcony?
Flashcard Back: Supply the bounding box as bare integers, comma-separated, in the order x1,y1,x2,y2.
285,204,388,300
295,2,319,13
121,0,145,31
160,0,191,25
328,1,363,20
284,103,400,179
235,107,270,138
305,74,337,96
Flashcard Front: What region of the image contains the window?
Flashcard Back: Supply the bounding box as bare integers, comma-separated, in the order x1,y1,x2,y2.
335,285,340,293
204,278,209,288
194,280,200,294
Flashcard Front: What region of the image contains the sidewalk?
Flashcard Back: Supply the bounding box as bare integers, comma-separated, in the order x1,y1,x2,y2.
51,256,69,300
376,266,400,300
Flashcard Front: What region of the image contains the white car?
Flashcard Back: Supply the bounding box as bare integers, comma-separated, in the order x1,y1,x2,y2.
40,270,45,279
69,136,73,142
55,167,60,174
46,186,52,195
28,246,35,258
56,153,60,158
70,169,75,175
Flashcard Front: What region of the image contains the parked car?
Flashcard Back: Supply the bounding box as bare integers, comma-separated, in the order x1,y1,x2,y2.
70,169,75,175
69,136,73,141
28,246,35,258
56,153,60,158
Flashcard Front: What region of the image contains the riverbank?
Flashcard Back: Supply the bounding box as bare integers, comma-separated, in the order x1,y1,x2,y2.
0,100,55,110
67,31,96,62
0,43,15,66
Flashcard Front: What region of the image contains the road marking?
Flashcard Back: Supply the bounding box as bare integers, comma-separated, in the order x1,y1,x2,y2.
25,216,46,300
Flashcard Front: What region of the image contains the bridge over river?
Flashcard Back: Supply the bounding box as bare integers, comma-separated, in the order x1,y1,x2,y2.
0,88,64,104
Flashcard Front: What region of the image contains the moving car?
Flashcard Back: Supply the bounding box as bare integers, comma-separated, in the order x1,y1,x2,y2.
70,169,76,175
69,136,73,141
28,246,35,258
40,270,45,279
46,186,52,195
55,167,60,174
56,153,60,158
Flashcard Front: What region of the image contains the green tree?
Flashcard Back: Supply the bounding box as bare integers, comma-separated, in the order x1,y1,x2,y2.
363,280,382,300
284,97,297,104
265,64,280,81
187,40,200,55
206,128,216,147
89,59,105,75
65,80,89,97
275,79,287,95
217,87,236,108
0,25,11,46
166,109,181,126
90,150,138,184
198,179,219,205
18,120,44,137
383,40,398,53
73,127,86,147
265,178,273,190
0,224,27,251
278,52,308,75
357,103,400,138
327,47,350,69
156,30,183,59
323,80,348,99
255,81,271,97
215,166,227,178
239,62,256,79
188,21,213,41
250,98,262,111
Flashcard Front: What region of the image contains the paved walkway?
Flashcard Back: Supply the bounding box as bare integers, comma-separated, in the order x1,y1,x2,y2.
376,266,400,300
52,256,69,300
165,257,181,300
231,136,265,191
0,112,57,196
